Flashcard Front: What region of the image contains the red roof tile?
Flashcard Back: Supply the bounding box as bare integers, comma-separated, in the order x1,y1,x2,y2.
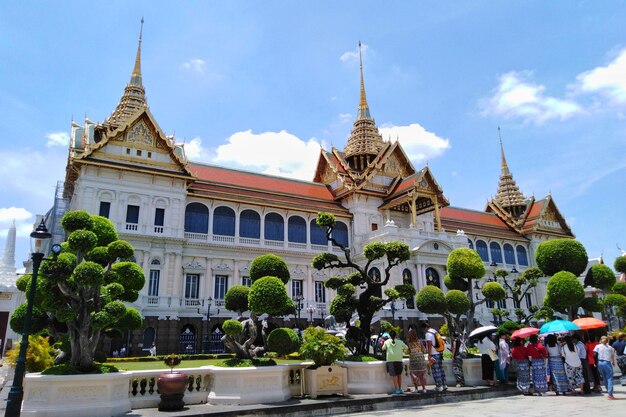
190,163,335,200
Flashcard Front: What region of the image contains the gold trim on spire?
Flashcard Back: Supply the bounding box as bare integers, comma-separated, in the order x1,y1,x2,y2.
493,128,526,217
104,18,147,129
130,17,144,86
344,41,384,167
357,41,371,120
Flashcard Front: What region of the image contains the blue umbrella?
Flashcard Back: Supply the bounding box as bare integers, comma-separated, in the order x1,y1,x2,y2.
539,319,581,334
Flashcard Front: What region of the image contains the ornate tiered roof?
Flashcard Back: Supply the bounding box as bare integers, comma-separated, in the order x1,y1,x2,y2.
493,131,526,211
343,42,385,163
103,19,147,129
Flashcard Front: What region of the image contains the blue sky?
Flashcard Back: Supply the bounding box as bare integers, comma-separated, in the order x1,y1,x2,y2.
1,1,626,270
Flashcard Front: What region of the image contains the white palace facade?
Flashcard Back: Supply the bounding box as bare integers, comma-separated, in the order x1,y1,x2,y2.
47,32,574,355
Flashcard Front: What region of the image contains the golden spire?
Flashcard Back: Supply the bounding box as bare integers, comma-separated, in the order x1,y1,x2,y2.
493,127,527,217
105,18,147,129
357,41,371,120
499,126,510,175
130,17,144,86
343,42,384,168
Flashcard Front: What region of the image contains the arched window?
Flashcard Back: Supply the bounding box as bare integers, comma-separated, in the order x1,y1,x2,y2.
490,242,503,264
475,240,489,262
288,216,306,243
264,213,284,241
239,209,260,239
310,219,327,245
332,221,349,247
403,269,415,309
142,327,155,348
467,238,474,250
516,245,529,266
369,267,382,298
184,203,209,234
213,206,235,236
503,243,516,265
425,267,441,288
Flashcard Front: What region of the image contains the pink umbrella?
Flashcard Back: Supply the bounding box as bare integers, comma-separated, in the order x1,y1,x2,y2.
510,327,540,340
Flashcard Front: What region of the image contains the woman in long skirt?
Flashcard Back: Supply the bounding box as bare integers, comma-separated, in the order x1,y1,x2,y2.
407,326,428,393
527,334,548,395
545,334,569,394
511,338,530,395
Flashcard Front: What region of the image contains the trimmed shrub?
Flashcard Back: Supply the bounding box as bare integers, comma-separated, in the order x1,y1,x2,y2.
223,319,243,337
586,264,616,290
249,254,290,284
482,282,506,301
224,285,250,314
604,293,626,308
4,335,55,372
444,274,469,292
299,327,345,367
545,271,585,311
267,328,301,356
445,290,471,315
447,248,486,280
497,321,523,337
580,297,604,312
61,210,94,233
612,282,626,296
67,230,98,253
90,215,118,246
536,239,588,276
107,240,135,261
329,294,356,323
615,256,626,274
248,276,292,316
415,285,446,314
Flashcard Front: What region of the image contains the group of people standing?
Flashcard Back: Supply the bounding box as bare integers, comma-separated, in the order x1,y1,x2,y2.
509,333,620,399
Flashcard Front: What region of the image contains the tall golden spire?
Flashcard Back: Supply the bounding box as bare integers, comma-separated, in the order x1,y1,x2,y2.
357,41,371,120
344,41,384,169
105,18,147,129
130,17,144,86
493,127,527,217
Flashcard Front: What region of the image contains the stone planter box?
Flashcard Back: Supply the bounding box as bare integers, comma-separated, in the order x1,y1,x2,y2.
339,359,409,394
207,365,292,405
304,365,348,398
22,371,132,417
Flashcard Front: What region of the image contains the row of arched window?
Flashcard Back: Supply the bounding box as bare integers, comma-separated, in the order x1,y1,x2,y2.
468,239,528,266
184,203,349,247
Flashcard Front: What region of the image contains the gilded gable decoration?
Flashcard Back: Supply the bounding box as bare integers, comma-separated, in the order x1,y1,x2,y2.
127,121,154,146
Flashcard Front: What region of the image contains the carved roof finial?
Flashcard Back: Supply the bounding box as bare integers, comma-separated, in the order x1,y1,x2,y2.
493,127,527,215
131,17,144,86
357,41,371,120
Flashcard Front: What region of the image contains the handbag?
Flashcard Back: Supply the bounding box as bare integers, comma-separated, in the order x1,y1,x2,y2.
487,348,498,362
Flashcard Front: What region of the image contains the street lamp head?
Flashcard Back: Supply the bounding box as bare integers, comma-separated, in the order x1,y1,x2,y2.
490,261,498,268
510,267,518,274
30,219,51,255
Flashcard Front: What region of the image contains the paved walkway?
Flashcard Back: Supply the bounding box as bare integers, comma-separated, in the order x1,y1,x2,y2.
344,386,626,417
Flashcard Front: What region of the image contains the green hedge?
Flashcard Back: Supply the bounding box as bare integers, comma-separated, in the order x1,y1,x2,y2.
106,353,235,363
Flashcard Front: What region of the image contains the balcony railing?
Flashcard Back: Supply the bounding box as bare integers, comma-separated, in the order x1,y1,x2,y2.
182,232,348,253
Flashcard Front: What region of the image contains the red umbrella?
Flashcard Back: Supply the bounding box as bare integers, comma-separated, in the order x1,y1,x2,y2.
573,317,607,330
510,327,540,340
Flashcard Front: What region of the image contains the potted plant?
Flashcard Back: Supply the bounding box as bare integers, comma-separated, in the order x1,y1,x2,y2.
157,354,188,411
299,327,348,398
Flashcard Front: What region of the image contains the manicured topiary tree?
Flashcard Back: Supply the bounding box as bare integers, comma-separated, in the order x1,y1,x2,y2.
585,264,617,291
222,254,294,359
445,248,505,336
9,210,144,372
544,271,585,319
536,239,588,276
224,285,250,317
614,256,626,277
415,286,471,337
493,266,542,323
267,328,301,356
311,212,415,354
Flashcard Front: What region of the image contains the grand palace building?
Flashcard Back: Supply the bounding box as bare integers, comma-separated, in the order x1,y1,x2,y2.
37,31,575,355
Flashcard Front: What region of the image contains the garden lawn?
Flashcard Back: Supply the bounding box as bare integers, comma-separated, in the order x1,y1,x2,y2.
106,358,304,371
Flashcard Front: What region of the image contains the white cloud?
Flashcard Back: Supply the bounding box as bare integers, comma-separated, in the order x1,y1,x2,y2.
340,43,369,63
576,48,626,105
183,137,208,160
181,59,207,73
483,71,582,124
46,131,69,147
0,207,32,223
378,123,450,163
213,130,322,181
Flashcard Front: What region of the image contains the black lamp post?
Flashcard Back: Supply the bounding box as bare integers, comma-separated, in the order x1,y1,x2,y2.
390,301,396,323
294,293,303,327
197,297,212,353
5,220,53,417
